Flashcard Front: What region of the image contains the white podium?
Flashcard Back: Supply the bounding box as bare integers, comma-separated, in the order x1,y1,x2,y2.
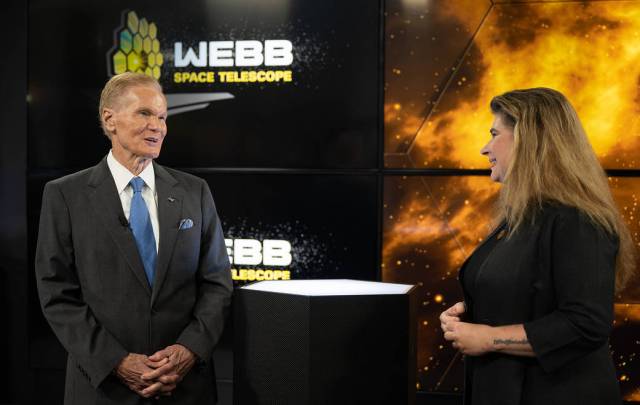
233,279,417,405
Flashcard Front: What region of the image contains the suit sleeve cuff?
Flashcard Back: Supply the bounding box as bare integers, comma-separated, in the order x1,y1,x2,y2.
89,346,129,389
524,312,581,373
176,331,211,363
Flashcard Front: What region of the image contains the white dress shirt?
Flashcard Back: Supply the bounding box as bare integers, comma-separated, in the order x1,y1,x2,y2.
106,150,160,252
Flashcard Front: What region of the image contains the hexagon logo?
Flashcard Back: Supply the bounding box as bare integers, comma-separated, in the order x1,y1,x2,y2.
107,10,163,80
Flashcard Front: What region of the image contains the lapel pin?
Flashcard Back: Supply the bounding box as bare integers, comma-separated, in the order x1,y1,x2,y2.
167,197,176,202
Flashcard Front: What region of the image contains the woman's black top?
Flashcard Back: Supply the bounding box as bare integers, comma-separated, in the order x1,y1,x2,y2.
458,205,621,405
461,221,506,300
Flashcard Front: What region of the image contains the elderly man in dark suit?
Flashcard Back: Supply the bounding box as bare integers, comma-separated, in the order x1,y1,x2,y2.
35,72,233,404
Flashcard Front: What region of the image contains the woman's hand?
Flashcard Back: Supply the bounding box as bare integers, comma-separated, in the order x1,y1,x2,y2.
440,303,534,357
442,321,494,356
439,301,466,332
440,302,491,355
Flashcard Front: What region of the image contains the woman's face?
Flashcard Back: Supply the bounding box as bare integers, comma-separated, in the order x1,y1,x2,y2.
481,114,515,183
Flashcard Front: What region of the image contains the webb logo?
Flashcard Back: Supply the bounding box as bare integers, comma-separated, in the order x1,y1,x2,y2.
105,10,233,116
107,11,163,79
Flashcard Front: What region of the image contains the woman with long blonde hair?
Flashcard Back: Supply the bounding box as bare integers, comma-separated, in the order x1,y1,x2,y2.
439,88,635,405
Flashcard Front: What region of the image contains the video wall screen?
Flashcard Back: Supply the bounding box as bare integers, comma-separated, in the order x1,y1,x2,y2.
613,303,640,402
201,173,379,285
385,0,640,170
26,3,384,397
382,175,640,398
382,175,499,393
28,0,380,170
384,1,640,399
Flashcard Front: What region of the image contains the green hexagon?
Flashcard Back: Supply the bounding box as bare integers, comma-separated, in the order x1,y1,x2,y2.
145,67,153,77
127,11,139,34
113,50,127,74
119,29,133,54
143,37,152,54
156,53,163,66
152,39,160,53
133,34,143,53
148,53,156,67
152,66,161,79
139,18,148,37
149,23,157,39
127,52,143,72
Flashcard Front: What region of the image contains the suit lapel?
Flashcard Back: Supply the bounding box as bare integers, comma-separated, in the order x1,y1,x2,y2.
87,159,152,296
151,163,184,306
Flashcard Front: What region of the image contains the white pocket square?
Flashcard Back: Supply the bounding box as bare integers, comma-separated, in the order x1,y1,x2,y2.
178,218,194,230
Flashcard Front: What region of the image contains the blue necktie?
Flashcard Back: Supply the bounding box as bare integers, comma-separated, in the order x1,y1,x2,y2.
129,177,157,287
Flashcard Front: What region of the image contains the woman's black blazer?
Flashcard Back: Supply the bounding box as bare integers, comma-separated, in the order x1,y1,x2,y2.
460,204,622,405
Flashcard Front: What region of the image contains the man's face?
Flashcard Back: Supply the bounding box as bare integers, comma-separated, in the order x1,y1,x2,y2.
105,85,168,160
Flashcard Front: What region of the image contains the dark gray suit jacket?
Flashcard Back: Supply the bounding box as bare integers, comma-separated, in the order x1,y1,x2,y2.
460,204,621,405
35,158,233,405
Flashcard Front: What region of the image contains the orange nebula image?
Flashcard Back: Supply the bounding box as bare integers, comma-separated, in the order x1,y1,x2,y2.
386,1,640,170
384,0,640,400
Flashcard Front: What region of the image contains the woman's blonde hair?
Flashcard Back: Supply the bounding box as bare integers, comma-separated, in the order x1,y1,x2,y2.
490,87,635,292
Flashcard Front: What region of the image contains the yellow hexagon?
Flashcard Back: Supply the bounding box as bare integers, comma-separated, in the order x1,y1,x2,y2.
139,18,148,37
143,37,152,54
127,11,139,34
145,67,153,77
127,52,143,72
156,53,163,66
148,53,156,67
113,50,127,74
133,34,143,53
119,29,133,54
152,39,160,53
152,66,161,79
149,23,157,39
